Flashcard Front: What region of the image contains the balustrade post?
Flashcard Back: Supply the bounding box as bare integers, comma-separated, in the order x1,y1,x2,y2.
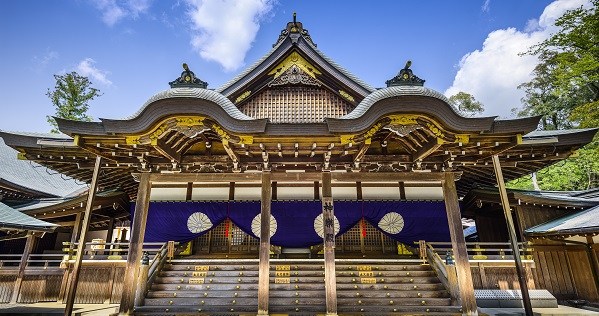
134,252,150,307
10,233,36,303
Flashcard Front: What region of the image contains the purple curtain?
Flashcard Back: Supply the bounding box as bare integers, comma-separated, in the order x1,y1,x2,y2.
132,200,450,246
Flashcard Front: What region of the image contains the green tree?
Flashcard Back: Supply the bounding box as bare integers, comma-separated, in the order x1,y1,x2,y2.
448,91,484,117
520,0,599,128
46,72,101,133
510,1,599,191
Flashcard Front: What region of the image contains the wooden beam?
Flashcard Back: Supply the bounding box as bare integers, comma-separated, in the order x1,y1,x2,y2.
65,156,102,316
222,139,239,163
0,232,28,241
321,171,338,316
412,139,442,162
119,172,151,315
441,172,477,316
10,233,36,303
186,182,193,201
353,139,371,163
257,171,271,315
148,171,460,183
151,138,181,163
492,155,533,316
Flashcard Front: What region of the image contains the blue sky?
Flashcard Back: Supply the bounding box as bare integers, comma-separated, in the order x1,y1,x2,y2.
0,0,590,133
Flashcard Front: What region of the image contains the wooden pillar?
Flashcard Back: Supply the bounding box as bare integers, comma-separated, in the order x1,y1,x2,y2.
65,156,102,316
492,155,533,316
257,171,271,315
106,217,115,255
10,233,36,303
70,212,83,251
321,171,337,316
119,172,151,315
441,172,477,316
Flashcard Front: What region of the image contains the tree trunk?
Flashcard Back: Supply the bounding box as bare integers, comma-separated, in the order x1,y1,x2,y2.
531,172,540,191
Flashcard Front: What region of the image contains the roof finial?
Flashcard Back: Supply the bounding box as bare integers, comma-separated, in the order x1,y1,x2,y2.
385,60,425,87
169,63,208,88
272,12,316,47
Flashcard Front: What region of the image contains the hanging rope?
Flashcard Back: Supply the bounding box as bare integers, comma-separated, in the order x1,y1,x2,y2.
360,200,367,237
225,202,230,237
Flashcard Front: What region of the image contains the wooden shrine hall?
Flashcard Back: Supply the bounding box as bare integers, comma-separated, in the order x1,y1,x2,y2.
1,15,597,316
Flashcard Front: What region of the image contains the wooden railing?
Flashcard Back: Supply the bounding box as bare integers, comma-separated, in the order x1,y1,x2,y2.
420,241,536,292
425,241,534,261
0,241,174,304
0,253,64,269
147,242,177,289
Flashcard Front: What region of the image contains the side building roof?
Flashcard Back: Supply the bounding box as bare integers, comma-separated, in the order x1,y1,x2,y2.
0,134,86,199
525,204,599,237
0,202,58,232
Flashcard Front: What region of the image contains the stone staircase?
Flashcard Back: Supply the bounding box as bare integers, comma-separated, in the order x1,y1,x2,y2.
134,258,462,315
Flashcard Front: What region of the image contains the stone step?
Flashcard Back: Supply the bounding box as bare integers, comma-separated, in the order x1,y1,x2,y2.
144,297,258,306
159,269,435,279
336,276,443,284
134,304,462,315
143,296,452,307
162,263,432,271
153,276,258,284
149,283,449,293
146,289,449,299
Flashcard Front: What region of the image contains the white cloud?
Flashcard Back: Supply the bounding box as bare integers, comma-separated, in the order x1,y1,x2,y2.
482,0,491,13
76,58,113,86
445,0,591,118
186,0,275,71
93,0,152,26
32,49,59,70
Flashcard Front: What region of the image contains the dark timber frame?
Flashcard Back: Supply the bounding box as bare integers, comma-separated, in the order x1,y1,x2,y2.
110,171,476,315
64,156,102,316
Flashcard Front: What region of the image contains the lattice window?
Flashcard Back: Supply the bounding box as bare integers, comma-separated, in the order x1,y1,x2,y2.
337,220,398,254
240,86,353,123
194,220,259,254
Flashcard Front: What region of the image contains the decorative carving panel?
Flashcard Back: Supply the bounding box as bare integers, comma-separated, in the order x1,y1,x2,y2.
240,86,353,123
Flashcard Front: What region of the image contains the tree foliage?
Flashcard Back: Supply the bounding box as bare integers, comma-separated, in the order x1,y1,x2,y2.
46,72,101,133
510,1,599,191
448,91,484,117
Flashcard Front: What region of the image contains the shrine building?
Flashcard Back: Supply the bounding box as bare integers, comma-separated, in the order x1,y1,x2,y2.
0,15,597,316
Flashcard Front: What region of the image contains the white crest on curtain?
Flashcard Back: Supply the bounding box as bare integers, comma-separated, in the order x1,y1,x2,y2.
313,213,340,238
378,212,405,234
187,212,213,233
251,214,277,238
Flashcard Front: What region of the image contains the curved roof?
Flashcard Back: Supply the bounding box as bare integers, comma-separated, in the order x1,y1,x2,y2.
56,88,267,136
327,86,539,135
0,202,58,232
0,136,85,198
125,87,255,121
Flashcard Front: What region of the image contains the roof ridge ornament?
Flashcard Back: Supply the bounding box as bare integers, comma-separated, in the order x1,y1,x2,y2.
385,60,425,87
169,63,208,88
273,12,316,47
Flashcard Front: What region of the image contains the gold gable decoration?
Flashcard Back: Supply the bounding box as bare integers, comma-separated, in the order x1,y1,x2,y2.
268,52,321,79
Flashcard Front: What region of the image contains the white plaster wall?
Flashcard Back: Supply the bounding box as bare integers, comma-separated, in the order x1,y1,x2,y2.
404,186,444,200
234,187,262,200
192,187,229,201
150,187,187,201
362,186,400,200
277,185,315,200
332,186,357,200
